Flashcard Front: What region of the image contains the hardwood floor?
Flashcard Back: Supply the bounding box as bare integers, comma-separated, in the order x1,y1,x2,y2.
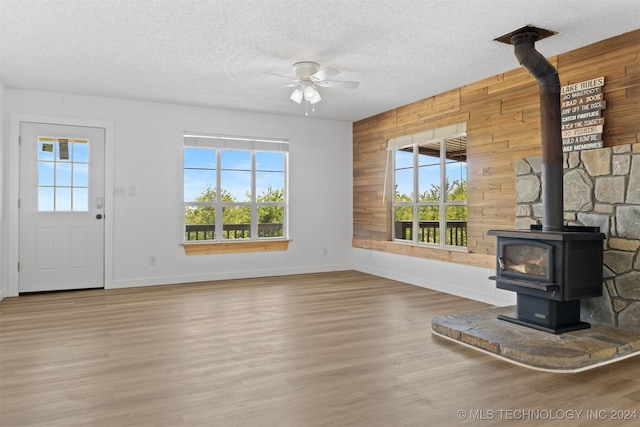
1,271,638,426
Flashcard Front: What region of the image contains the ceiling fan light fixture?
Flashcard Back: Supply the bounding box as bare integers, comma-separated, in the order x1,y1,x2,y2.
303,84,318,102
309,91,321,104
303,84,322,104
289,88,303,104
269,61,358,114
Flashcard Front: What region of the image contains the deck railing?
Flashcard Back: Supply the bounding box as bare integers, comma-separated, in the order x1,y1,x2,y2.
395,220,467,246
186,221,466,246
185,223,283,241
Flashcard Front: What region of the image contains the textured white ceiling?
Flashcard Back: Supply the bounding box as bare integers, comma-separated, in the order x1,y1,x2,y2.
1,0,638,122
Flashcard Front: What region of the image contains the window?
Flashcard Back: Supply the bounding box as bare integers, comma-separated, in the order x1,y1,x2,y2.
389,123,467,248
183,133,288,242
37,137,90,212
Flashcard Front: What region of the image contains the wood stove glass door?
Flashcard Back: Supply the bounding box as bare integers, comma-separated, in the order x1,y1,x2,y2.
499,240,552,281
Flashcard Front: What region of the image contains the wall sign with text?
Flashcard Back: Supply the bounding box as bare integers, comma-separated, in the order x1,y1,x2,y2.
560,77,605,152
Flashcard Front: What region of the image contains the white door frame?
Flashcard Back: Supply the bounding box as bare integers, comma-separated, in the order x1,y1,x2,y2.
8,113,115,297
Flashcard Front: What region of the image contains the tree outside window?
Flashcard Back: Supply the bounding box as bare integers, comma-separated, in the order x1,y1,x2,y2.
392,132,467,248
183,134,288,241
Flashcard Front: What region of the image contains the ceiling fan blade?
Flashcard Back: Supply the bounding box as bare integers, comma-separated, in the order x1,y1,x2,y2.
311,66,341,81
315,80,360,89
263,72,297,81
260,82,299,90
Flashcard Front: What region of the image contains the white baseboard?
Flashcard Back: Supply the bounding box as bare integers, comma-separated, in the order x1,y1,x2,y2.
108,263,353,289
352,249,516,307
355,263,513,307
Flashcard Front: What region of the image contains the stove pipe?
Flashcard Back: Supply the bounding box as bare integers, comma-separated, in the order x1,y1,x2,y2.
511,32,563,232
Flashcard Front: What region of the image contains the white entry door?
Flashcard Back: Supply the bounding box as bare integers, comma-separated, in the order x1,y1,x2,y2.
19,122,105,292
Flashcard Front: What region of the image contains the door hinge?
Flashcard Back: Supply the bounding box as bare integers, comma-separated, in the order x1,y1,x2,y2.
18,135,21,146
17,198,21,209
17,262,20,272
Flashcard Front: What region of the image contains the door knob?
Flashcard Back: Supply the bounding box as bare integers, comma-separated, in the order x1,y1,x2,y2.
96,214,103,220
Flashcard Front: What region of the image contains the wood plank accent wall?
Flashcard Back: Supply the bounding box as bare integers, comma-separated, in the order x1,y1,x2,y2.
353,30,640,268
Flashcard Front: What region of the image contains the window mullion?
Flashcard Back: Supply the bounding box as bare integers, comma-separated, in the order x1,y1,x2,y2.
53,153,57,211
215,149,222,242
283,152,289,239
391,151,396,240
439,138,446,247
251,151,257,239
413,145,419,244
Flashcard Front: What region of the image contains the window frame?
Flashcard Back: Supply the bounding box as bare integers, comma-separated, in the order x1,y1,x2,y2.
36,136,90,212
182,133,289,244
390,123,467,249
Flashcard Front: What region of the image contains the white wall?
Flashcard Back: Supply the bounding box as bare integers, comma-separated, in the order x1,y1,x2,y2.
3,88,513,307
353,248,516,306
5,89,353,294
0,82,6,301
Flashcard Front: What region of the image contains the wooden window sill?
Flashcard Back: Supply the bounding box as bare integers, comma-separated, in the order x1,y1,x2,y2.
182,240,290,255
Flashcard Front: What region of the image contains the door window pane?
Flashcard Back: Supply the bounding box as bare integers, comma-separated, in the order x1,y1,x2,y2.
38,141,55,161
73,163,89,187
38,187,55,211
38,163,54,186
72,141,89,162
73,188,89,212
55,187,72,211
58,139,71,162
37,137,91,212
56,163,72,186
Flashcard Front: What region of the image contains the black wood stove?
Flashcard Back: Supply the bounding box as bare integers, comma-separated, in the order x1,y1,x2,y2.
490,27,605,333
489,226,604,333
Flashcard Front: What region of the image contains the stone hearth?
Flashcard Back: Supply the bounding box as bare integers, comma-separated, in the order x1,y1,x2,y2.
432,307,640,372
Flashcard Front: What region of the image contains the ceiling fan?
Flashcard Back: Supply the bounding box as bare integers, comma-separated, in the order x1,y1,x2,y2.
265,61,359,115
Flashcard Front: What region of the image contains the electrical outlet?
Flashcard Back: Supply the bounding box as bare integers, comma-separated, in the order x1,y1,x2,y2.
323,247,328,255
150,256,157,266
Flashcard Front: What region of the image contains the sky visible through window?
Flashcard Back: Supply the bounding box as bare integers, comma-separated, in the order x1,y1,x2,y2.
37,139,89,211
184,148,285,202
395,150,467,200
